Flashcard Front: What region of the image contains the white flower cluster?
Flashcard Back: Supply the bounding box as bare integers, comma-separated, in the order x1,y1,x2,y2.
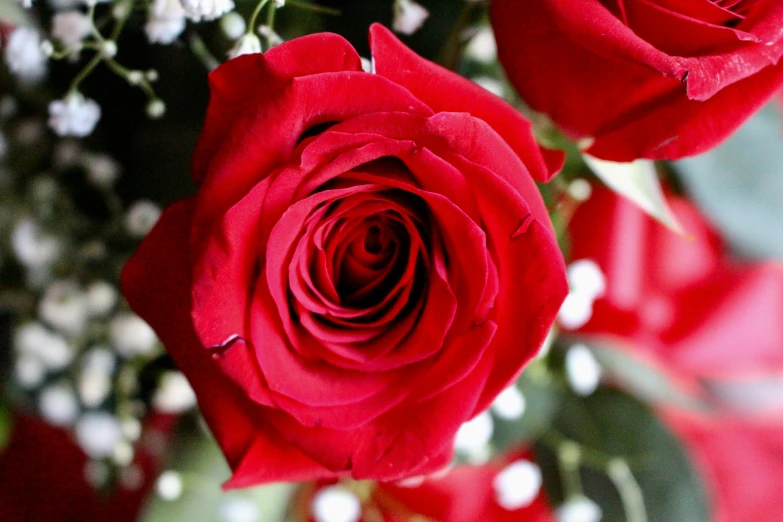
558,259,607,330
393,0,429,35
48,93,102,137
4,27,47,83
146,0,187,44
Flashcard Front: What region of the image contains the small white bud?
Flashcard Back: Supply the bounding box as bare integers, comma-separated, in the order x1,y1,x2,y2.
493,460,542,510
153,371,197,413
565,344,602,396
125,199,162,237
39,383,80,426
75,412,122,458
38,279,88,337
219,11,246,40
156,470,184,500
218,497,260,522
491,385,526,420
85,281,118,317
567,179,592,202
558,292,595,330
454,411,493,462
14,322,73,370
146,99,166,119
40,40,55,57
556,496,602,522
567,260,606,301
109,312,158,358
473,76,504,97
85,152,121,188
228,34,262,59
15,354,45,388
113,440,135,466
51,11,92,48
311,486,361,522
100,40,118,58
11,218,61,268
465,27,497,62
4,28,47,83
113,0,132,19
145,69,159,82
392,0,429,35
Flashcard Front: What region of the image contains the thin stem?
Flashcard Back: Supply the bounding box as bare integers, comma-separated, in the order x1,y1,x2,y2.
607,459,648,522
265,0,277,31
437,1,483,70
557,440,583,499
286,0,340,15
68,53,103,94
246,0,271,35
188,31,220,71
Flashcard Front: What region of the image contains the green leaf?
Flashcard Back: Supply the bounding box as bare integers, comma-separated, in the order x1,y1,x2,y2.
674,104,783,260
492,363,561,450
539,389,711,522
583,340,712,414
583,155,685,235
141,417,294,522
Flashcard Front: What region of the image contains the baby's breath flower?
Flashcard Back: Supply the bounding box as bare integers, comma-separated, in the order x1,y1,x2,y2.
4,28,47,82
48,93,101,137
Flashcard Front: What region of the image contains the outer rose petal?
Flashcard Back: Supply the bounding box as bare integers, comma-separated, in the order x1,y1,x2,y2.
491,0,783,160
369,23,564,183
192,33,364,183
571,187,783,382
665,411,783,522
121,201,333,485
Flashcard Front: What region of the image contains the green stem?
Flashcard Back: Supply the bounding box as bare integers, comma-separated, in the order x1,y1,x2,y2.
607,459,648,522
246,0,271,35
68,53,103,94
556,440,583,499
265,0,277,30
286,0,340,15
188,31,220,71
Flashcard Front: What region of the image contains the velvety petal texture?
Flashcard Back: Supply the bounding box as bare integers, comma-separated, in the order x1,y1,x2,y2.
569,186,783,386
491,0,783,161
122,25,567,487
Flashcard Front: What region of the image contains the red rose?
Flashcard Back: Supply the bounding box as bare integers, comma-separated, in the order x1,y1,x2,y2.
568,186,783,390
491,0,783,161
665,411,783,522
122,25,567,487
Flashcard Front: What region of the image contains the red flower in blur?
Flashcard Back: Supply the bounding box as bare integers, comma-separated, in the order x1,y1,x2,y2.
491,0,783,161
568,186,783,389
297,449,554,522
0,412,173,522
123,25,567,488
666,411,783,522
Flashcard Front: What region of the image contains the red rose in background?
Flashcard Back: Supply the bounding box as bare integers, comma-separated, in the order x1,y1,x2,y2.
568,186,783,391
0,412,174,521
122,25,567,487
665,411,783,522
297,449,554,522
491,0,783,161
